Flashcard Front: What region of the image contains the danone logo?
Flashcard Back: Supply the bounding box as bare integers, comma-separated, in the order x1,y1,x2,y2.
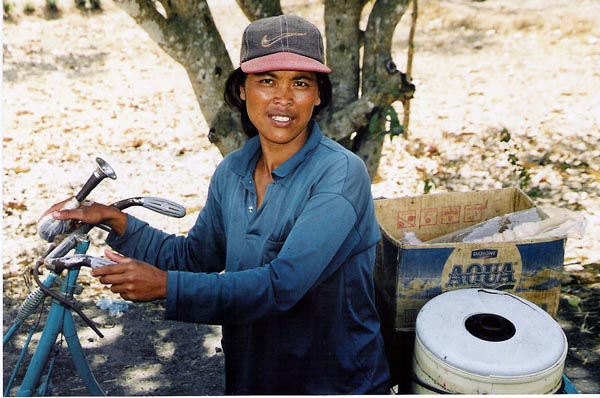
441,245,522,291
471,249,498,259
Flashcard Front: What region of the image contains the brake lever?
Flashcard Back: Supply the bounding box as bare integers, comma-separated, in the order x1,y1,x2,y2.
44,254,116,274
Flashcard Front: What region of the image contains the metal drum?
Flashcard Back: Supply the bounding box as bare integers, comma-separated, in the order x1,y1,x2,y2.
412,288,567,394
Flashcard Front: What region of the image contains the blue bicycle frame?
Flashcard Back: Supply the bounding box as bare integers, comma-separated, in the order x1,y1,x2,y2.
4,157,186,396
4,241,105,396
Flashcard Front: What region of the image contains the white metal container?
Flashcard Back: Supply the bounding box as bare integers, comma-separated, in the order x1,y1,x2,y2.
411,288,567,394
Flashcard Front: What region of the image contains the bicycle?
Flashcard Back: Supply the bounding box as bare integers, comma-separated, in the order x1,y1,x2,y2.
3,157,186,396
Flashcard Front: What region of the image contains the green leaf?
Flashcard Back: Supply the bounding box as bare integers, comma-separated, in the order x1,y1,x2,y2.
567,295,582,312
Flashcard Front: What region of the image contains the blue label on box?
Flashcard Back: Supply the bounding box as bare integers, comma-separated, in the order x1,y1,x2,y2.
395,239,565,300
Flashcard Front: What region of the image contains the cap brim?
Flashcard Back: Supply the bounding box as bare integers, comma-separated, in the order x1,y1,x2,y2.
241,52,332,74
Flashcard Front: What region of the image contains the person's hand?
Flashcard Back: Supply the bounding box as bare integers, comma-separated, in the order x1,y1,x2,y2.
39,197,128,236
38,197,77,221
92,249,168,302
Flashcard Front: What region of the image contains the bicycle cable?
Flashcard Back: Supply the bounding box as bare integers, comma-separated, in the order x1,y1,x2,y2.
32,261,104,338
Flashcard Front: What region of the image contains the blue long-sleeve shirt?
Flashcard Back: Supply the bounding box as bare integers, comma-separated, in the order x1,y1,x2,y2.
107,123,391,394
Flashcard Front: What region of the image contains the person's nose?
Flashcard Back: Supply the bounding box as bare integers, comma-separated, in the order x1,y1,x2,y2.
273,85,293,106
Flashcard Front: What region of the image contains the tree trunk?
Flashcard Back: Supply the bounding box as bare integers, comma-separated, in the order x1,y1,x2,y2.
113,0,415,176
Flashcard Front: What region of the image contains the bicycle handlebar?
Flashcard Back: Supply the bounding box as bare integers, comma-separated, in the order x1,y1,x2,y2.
26,157,187,339
31,194,185,338
111,196,186,217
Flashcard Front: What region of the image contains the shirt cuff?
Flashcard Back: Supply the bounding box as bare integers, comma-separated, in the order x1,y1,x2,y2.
106,214,148,249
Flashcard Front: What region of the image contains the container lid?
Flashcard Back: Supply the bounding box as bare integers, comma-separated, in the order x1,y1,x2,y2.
415,289,567,377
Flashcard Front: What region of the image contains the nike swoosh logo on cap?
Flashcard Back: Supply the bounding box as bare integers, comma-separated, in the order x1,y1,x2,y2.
261,33,307,47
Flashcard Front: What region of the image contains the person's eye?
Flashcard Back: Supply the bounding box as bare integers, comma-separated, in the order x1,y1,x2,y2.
294,80,310,88
259,78,274,85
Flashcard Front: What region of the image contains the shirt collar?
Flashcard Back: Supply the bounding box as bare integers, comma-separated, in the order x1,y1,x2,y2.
232,122,324,180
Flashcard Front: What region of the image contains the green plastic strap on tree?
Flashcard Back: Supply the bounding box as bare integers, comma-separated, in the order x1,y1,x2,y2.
369,105,405,140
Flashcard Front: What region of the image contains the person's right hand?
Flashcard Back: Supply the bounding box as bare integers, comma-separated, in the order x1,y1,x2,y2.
39,197,128,237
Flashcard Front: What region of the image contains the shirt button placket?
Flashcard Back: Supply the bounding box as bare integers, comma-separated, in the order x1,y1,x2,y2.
246,177,256,215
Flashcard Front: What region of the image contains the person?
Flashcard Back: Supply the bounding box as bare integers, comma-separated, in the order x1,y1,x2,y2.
43,14,392,395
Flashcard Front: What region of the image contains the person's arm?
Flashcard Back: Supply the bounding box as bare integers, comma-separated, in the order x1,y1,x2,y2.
167,183,364,324
105,169,227,274
105,207,225,274
89,187,227,302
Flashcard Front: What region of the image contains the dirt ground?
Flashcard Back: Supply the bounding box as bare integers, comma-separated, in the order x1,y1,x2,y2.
2,0,599,395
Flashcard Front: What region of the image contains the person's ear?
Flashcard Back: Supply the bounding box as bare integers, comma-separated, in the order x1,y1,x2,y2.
240,85,246,101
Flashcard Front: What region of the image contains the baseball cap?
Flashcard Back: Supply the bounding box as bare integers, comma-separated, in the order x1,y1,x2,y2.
240,15,332,74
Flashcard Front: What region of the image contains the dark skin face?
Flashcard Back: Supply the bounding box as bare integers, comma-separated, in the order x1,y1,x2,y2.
240,70,321,208
240,70,321,149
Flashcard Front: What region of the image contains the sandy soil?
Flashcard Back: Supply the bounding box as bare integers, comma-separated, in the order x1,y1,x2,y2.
2,0,599,395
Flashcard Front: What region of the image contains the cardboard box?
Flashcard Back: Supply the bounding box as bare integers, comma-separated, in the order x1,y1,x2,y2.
374,188,565,332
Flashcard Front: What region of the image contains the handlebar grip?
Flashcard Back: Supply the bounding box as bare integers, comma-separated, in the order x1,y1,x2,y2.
37,158,117,242
143,197,186,218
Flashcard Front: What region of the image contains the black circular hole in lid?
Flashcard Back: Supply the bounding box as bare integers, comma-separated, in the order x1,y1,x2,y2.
465,313,516,342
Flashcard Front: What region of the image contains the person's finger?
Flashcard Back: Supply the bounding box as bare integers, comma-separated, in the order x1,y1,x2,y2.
93,261,127,278
92,250,133,278
37,197,74,222
109,282,131,294
94,264,127,280
51,209,79,221
104,248,126,263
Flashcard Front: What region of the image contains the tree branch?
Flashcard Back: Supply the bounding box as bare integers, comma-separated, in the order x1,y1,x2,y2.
114,0,172,55
236,0,282,20
402,0,418,135
354,0,412,175
322,70,414,142
362,0,411,91
116,0,234,125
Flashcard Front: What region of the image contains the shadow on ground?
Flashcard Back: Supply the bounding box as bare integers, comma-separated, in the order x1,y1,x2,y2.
3,278,225,396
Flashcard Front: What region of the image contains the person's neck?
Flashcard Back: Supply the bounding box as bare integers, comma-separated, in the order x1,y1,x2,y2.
259,148,285,176
259,133,308,174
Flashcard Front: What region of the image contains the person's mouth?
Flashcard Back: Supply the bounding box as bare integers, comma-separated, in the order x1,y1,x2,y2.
269,113,293,126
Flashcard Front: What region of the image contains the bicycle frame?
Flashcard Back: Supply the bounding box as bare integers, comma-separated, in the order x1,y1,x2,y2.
4,239,105,396
3,158,184,396
4,209,185,395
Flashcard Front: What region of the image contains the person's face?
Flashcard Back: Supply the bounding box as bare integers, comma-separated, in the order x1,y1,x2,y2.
240,70,321,146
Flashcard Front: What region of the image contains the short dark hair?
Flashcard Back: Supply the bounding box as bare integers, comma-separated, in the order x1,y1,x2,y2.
224,68,332,138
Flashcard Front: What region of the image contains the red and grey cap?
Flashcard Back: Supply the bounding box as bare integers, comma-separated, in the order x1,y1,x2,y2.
240,15,332,74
